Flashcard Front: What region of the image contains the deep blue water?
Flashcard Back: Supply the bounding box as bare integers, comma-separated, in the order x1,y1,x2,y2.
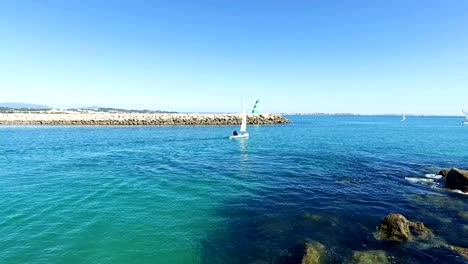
0,116,467,263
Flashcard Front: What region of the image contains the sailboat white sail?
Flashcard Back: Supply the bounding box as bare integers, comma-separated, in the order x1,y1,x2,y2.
401,114,406,122
230,99,249,139
462,109,468,125
240,101,247,133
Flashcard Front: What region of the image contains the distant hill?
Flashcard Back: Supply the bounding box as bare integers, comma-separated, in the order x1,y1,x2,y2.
0,102,51,109
0,103,176,113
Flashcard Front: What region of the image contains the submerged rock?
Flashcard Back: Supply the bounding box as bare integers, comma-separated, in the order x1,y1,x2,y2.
448,245,468,259
301,242,326,264
445,168,468,193
408,194,467,212
302,213,338,227
375,213,431,241
303,213,323,222
349,250,389,264
458,211,468,220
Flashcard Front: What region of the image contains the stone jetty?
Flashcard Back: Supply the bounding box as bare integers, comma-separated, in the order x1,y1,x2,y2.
0,113,290,126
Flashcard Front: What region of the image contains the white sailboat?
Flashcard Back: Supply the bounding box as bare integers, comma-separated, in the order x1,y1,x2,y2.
401,114,406,122
462,109,468,125
229,100,249,139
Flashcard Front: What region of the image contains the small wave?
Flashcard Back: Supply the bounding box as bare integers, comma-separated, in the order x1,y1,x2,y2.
405,177,435,184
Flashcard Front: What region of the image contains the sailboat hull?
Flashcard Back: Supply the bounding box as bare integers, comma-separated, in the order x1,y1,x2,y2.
229,98,249,139
229,133,249,139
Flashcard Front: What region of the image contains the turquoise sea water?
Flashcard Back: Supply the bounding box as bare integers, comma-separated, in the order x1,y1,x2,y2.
1,116,467,263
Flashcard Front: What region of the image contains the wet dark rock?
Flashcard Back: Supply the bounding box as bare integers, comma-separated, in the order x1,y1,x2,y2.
301,242,326,264
445,168,468,193
375,213,431,242
437,169,451,177
348,250,389,264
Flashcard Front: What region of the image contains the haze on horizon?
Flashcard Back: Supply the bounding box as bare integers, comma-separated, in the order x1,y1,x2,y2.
1,1,467,115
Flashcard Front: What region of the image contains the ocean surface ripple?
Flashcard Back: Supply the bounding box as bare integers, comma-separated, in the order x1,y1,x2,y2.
0,116,467,263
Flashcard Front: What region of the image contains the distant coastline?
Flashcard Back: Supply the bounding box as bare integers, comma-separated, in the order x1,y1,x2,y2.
0,108,462,118
282,112,464,117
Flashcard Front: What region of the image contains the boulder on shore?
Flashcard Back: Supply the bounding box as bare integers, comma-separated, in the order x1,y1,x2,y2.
445,168,468,193
375,213,431,242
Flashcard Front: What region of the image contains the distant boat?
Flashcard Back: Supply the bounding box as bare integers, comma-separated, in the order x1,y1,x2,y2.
230,99,249,139
401,114,406,122
462,109,468,125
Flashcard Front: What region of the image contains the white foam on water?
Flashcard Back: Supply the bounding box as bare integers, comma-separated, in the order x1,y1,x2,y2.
424,174,443,180
448,189,468,195
407,175,467,195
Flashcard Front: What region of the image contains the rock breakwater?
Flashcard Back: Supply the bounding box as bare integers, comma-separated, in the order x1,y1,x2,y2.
0,113,290,126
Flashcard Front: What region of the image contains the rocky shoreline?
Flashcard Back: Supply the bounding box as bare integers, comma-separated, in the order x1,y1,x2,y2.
289,168,468,263
0,113,290,126
293,212,467,263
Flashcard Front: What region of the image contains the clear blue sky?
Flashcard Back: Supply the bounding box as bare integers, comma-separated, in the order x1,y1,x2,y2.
1,1,467,114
